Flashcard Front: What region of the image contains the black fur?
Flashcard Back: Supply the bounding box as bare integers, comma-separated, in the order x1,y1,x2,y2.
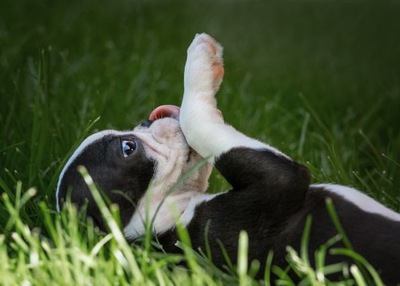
57,134,154,229
157,148,400,284
58,133,400,283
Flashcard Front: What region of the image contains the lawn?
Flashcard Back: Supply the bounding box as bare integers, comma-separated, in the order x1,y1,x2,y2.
0,0,399,284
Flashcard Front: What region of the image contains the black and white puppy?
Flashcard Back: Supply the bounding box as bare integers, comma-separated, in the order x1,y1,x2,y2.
56,34,400,283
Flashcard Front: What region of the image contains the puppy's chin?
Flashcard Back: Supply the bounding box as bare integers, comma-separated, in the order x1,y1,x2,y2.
132,117,211,194
133,117,188,161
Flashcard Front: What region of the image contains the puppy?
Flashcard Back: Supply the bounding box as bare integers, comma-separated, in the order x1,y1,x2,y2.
56,34,400,283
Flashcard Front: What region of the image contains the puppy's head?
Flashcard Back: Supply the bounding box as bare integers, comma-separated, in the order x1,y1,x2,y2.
56,105,211,235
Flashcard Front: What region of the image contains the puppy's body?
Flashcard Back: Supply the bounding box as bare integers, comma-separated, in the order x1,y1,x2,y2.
155,149,400,283
56,34,400,283
158,155,400,282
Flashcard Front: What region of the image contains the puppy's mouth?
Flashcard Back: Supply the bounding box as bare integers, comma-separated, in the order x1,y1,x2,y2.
149,105,180,121
148,104,194,163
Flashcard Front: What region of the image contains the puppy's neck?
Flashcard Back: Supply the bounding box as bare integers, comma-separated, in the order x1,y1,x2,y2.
123,155,212,240
123,186,206,240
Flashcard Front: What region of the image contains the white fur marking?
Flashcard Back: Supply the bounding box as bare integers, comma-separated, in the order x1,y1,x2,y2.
179,112,290,162
55,130,133,212
179,192,224,226
313,183,400,222
123,191,200,239
124,192,223,240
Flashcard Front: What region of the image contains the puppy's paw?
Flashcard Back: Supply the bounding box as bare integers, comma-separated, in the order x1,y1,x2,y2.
184,33,224,94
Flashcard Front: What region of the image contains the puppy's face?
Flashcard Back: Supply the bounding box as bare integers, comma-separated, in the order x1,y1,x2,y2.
56,107,211,234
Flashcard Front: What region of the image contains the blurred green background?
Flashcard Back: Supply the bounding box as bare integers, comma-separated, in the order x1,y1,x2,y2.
1,0,399,227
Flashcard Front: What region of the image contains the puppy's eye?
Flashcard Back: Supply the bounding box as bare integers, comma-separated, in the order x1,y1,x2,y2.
121,140,137,158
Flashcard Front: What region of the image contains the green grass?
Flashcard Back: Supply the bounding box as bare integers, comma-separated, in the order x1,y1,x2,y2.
1,0,399,284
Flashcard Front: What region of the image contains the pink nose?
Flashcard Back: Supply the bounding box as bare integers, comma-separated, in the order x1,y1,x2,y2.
149,105,180,121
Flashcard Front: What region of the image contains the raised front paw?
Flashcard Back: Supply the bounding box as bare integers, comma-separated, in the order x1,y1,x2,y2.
184,33,224,94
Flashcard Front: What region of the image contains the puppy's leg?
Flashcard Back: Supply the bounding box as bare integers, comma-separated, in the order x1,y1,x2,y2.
180,34,309,210
180,33,289,162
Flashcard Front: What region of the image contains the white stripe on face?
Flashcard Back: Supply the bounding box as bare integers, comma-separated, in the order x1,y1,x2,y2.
55,130,134,211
